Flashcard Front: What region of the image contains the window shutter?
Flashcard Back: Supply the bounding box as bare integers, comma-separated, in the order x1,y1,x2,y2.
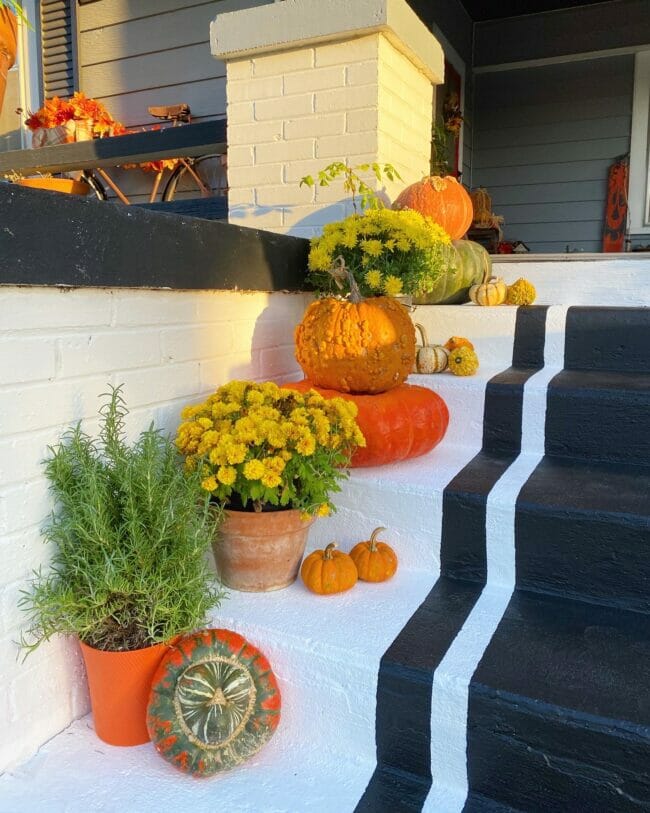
40,0,77,99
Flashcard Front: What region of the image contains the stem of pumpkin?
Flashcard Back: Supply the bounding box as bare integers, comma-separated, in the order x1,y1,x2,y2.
369,527,386,552
328,256,363,304
415,324,428,348
480,252,491,286
323,543,338,559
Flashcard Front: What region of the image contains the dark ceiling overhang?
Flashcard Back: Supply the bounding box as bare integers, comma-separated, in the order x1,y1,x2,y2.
461,0,615,22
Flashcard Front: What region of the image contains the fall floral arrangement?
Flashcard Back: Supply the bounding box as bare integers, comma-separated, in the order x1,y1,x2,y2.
175,381,365,517
307,208,453,298
25,92,127,138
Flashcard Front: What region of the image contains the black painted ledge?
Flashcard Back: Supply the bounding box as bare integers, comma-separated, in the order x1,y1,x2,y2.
0,183,310,292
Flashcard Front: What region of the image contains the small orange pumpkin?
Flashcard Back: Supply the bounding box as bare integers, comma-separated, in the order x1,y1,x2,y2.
350,527,398,583
301,543,358,595
445,336,474,352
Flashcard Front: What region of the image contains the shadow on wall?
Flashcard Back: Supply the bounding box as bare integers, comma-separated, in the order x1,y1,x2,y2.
230,186,394,239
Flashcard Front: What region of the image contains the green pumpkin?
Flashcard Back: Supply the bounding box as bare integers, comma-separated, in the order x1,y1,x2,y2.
147,629,281,776
414,240,490,305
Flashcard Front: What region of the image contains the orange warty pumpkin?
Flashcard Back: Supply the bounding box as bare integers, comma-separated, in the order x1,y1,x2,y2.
284,381,449,467
393,176,473,240
294,288,415,394
350,527,398,583
301,543,358,595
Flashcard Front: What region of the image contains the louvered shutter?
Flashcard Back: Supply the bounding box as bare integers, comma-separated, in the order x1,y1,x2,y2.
40,0,77,99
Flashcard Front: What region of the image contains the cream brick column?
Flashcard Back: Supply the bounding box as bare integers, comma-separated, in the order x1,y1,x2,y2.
211,0,444,237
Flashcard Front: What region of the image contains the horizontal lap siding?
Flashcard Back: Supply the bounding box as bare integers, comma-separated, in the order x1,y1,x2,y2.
472,56,634,253
77,0,271,128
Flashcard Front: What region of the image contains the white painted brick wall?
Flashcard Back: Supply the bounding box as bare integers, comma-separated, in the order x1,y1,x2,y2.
226,32,437,239
0,285,310,772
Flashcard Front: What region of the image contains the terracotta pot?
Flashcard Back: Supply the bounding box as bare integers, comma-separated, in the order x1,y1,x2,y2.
16,178,90,195
79,638,176,746
214,508,314,592
0,9,17,119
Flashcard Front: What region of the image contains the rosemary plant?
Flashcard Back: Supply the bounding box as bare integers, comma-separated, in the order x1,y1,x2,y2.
20,386,224,653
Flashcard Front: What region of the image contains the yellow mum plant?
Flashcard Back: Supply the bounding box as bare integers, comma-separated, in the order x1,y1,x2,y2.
307,208,453,298
176,381,365,517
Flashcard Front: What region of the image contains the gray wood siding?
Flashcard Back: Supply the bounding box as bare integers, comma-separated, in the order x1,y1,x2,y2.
471,56,634,253
77,0,271,129
474,0,650,68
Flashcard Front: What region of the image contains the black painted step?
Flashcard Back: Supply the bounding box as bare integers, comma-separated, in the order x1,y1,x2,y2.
565,307,650,373
355,578,483,810
355,766,432,813
466,592,650,813
545,369,650,466
464,792,525,812
516,457,650,613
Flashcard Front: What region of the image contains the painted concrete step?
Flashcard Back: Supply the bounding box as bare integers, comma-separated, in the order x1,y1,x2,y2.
0,717,372,813
465,591,650,812
492,257,650,307
564,306,650,373
516,457,650,613
546,369,650,466
215,566,435,762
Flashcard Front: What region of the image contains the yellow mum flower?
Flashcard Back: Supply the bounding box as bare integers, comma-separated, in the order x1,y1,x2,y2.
383,275,403,296
197,417,213,429
360,239,383,257
364,269,382,290
261,471,282,488
217,466,237,486
316,503,331,517
201,476,218,492
309,244,332,271
243,459,266,480
264,456,286,474
296,431,316,456
226,443,248,465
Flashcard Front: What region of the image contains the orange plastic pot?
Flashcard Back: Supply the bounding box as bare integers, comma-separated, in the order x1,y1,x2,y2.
16,178,90,195
79,638,177,746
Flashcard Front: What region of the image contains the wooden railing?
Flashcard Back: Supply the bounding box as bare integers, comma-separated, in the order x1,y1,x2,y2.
0,120,226,176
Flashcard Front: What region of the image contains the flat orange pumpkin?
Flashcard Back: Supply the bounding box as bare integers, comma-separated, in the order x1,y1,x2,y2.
283,381,449,467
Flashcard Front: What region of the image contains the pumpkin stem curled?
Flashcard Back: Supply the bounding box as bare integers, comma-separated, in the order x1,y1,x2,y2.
324,543,338,559
369,527,386,552
328,256,363,304
480,253,491,286
415,323,429,348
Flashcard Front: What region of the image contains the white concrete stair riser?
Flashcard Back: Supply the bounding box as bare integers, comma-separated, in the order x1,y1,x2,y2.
492,257,650,306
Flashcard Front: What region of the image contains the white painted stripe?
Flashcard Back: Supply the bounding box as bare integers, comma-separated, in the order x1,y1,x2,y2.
423,305,569,812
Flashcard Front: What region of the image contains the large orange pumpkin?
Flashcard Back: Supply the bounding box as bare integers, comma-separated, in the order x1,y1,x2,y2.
284,380,449,467
0,9,18,119
393,176,473,240
294,289,415,394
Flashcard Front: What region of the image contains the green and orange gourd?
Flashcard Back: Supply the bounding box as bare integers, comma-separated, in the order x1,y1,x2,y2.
147,629,281,777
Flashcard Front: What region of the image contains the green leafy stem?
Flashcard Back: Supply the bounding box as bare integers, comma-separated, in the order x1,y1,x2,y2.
300,161,402,213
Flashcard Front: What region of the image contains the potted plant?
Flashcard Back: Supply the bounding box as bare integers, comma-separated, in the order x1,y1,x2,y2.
0,3,29,118
175,380,365,592
306,206,453,300
20,386,224,747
